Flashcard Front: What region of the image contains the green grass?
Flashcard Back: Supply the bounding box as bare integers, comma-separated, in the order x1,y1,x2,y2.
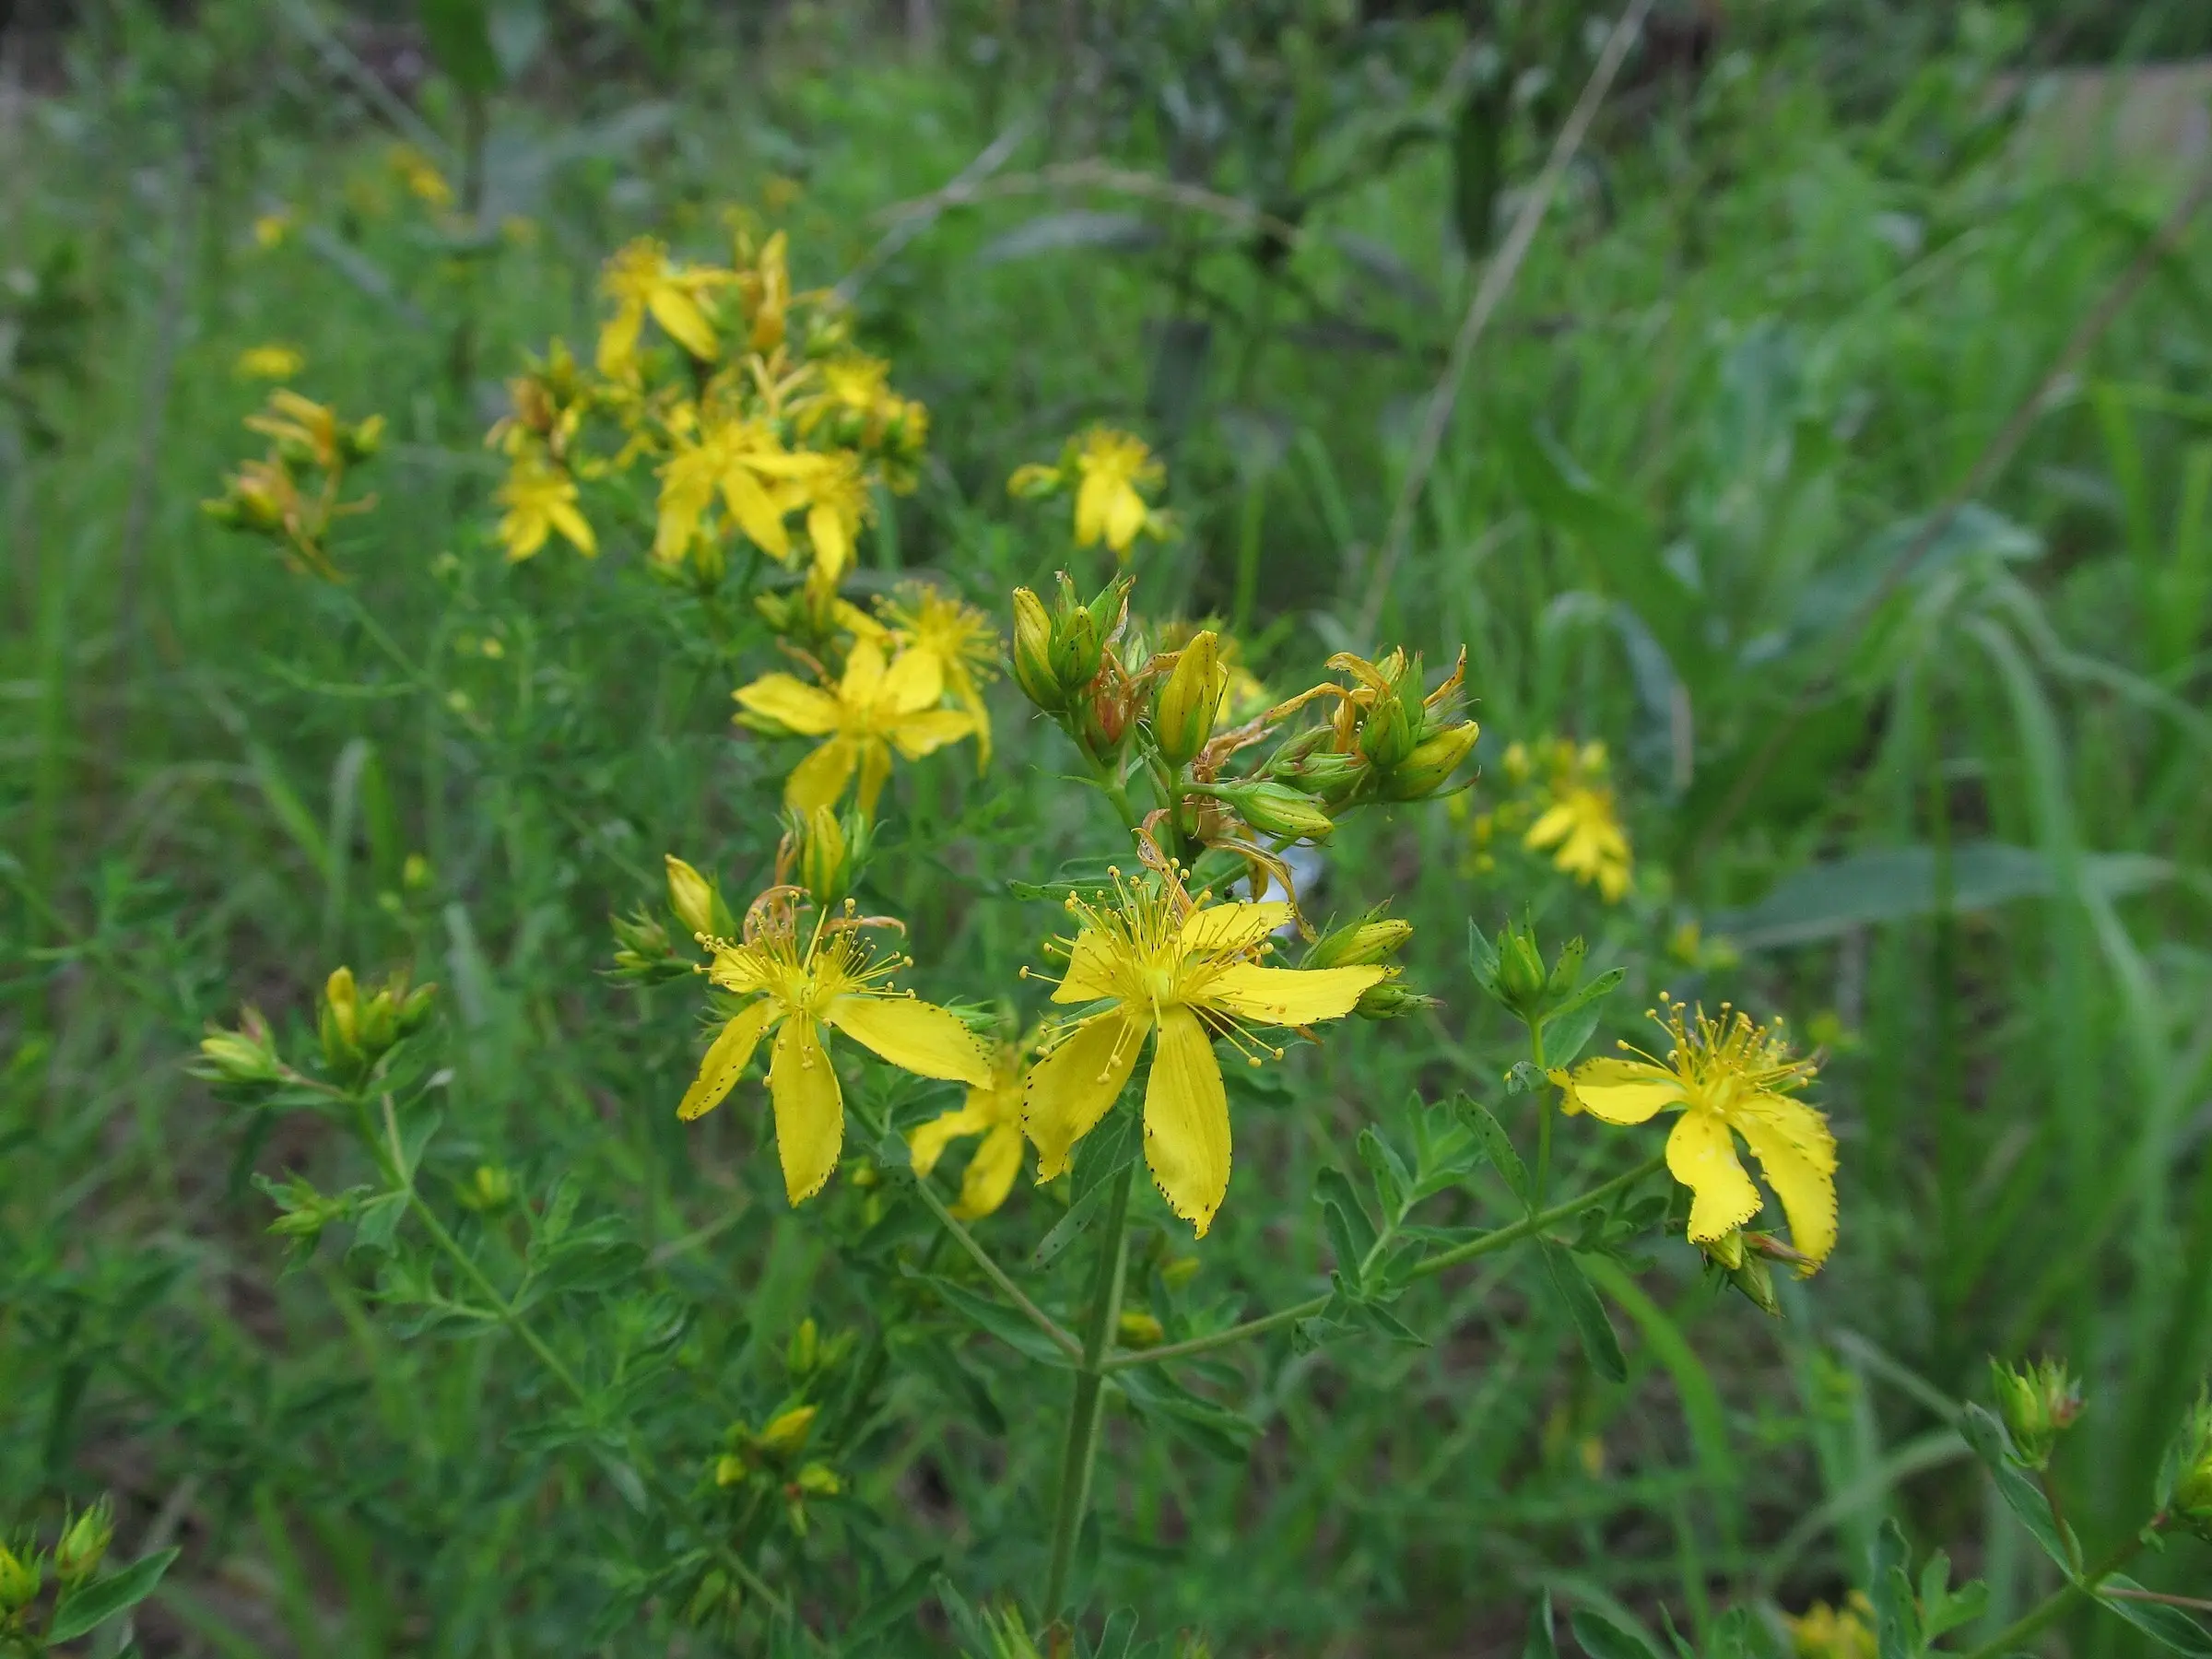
5,3,2212,1654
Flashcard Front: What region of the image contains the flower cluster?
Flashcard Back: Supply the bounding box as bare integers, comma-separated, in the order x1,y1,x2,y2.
1008,426,1171,559
203,389,385,581
1453,735,1633,903
484,222,926,607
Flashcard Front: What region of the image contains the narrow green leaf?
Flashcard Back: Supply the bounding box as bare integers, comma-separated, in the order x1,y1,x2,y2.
1316,1168,1379,1290
1356,1126,1413,1223
1455,1094,1530,1205
914,1274,1070,1369
1569,1608,1665,1659
1524,1592,1558,1659
1959,1405,2075,1571
1542,1244,1626,1382
49,1549,180,1641
2097,1579,2212,1656
419,0,501,93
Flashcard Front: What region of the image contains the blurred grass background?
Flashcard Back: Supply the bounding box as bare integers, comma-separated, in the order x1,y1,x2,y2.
5,0,2212,1652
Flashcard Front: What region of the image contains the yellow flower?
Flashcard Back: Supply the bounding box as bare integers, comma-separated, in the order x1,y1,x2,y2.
388,144,453,209
1556,997,1836,1273
1786,1593,1876,1659
597,238,730,379
796,451,870,581
246,389,382,472
735,639,976,818
654,414,819,566
677,891,991,1205
1072,427,1165,556
253,208,296,249
909,1038,1031,1219
235,344,306,381
1524,741,1632,902
877,582,1001,766
1024,866,1385,1236
495,457,595,561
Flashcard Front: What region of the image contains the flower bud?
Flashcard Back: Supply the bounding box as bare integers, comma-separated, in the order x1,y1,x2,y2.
1279,747,1370,806
339,413,386,464
1077,674,1134,759
759,1404,818,1454
664,853,729,941
1304,915,1413,970
794,806,866,911
54,1502,112,1586
1358,688,1417,771
610,907,694,985
2170,1394,2212,1538
1153,630,1225,769
1701,1231,1782,1317
320,966,360,1071
1010,588,1062,711
1991,1358,2082,1471
194,1006,284,1086
794,1462,841,1496
1353,979,1431,1020
460,1164,514,1212
1206,782,1335,842
788,1317,820,1378
0,1541,40,1613
1497,926,1548,1012
1117,1311,1165,1348
1050,603,1102,699
1379,721,1478,801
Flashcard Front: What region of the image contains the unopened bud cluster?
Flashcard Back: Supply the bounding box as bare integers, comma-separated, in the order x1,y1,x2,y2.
1991,1357,2084,1471
319,965,437,1083
1469,919,1589,1027
202,389,384,581
1303,911,1429,1019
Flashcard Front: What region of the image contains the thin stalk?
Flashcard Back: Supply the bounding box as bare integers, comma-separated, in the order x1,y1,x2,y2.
1106,1153,1665,1372
1955,1530,2148,1659
1530,1018,1552,1206
1041,1152,1138,1622
909,1171,1082,1360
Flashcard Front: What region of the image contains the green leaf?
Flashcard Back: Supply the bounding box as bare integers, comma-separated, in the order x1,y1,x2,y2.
2096,1577,2212,1655
1112,1367,1258,1462
913,1274,1071,1369
1451,78,1506,259
1466,920,1501,990
1315,1168,1379,1292
1455,1093,1530,1206
48,1548,180,1641
419,0,502,93
1959,1404,2075,1571
1542,1244,1627,1383
1006,857,1123,905
1356,1126,1413,1224
1524,1592,1558,1659
1569,1608,1665,1659
841,1556,944,1646
1539,967,1626,1065
1918,1548,1989,1640
1031,1111,1136,1269
348,1190,409,1256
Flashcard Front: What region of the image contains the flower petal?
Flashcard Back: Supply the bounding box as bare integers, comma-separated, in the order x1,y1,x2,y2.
956,1122,1027,1219
735,675,841,735
1524,801,1575,852
907,1094,992,1178
786,738,858,814
1203,963,1382,1027
824,994,992,1085
887,708,976,760
1073,472,1112,548
854,737,894,818
1024,1010,1147,1180
646,287,718,360
1560,1057,1683,1124
841,638,889,706
1177,901,1293,958
883,647,943,714
1143,1006,1232,1237
1103,482,1147,554
1665,1108,1761,1244
1051,929,1122,1005
1735,1092,1839,1271
769,1015,843,1205
677,1000,779,1121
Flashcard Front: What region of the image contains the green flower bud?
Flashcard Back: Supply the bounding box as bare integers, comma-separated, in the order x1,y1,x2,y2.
1205,782,1335,842
758,1404,818,1454
788,1317,820,1377
1010,588,1062,711
1379,720,1478,800
1497,925,1548,1012
54,1501,113,1586
0,1541,41,1613
1353,978,1432,1020
1048,574,1106,697
1117,1310,1165,1348
794,1462,841,1496
1701,1231,1782,1317
1153,629,1226,768
1991,1357,2082,1471
792,806,868,912
1304,914,1414,970
1358,684,1418,771
194,1006,284,1086
2170,1394,2212,1536
460,1164,514,1212
665,854,725,941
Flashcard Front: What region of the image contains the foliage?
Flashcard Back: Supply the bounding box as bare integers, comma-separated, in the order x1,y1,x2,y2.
5,0,2212,1653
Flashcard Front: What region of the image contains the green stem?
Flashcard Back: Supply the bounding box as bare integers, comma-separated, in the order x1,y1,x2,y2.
1955,1530,2149,1659
909,1171,1082,1360
1529,1018,1552,1207
1106,1152,1665,1372
1041,1151,1138,1623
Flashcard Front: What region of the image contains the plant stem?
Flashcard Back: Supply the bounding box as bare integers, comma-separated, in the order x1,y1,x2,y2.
1106,1153,1665,1372
1041,1151,1138,1622
908,1171,1083,1360
1955,1531,2148,1659
1529,1018,1552,1206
